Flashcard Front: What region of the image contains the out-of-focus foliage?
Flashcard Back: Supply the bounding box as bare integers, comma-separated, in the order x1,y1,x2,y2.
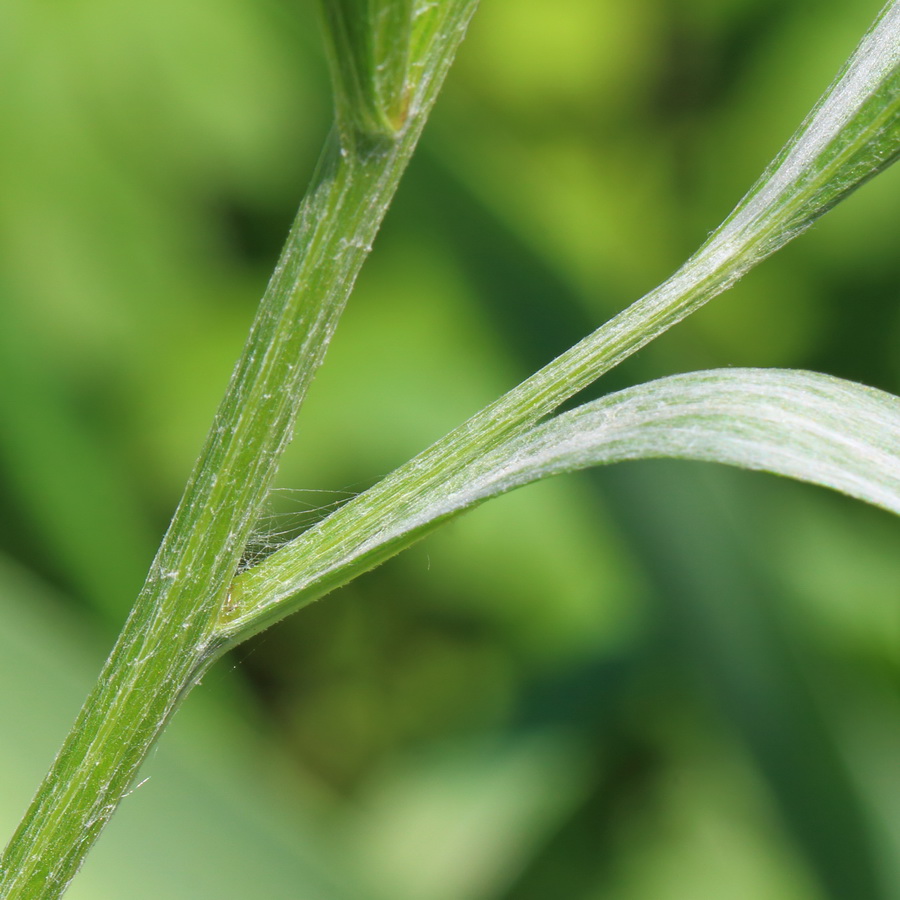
2,0,900,897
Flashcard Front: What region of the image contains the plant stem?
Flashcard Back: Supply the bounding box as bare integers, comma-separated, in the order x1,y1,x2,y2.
0,3,478,895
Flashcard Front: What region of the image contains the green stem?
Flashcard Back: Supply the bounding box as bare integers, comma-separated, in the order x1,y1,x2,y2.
0,3,479,895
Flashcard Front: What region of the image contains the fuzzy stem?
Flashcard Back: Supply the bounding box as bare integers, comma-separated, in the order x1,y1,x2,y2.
0,3,479,895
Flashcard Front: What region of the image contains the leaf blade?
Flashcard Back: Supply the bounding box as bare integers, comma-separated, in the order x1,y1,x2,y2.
468,369,900,514
227,0,900,646
223,369,900,641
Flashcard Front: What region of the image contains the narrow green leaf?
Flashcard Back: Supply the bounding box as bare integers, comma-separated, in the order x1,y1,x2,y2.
221,0,900,643
720,0,900,252
222,369,900,642
467,368,900,515
220,0,900,642
490,0,900,436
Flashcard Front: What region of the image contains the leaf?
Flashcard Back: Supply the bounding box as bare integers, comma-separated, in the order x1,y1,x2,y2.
719,0,900,253
509,0,900,427
227,0,900,648
222,369,900,641
455,368,900,517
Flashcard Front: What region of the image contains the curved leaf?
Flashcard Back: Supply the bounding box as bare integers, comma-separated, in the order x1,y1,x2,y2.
222,369,900,641
225,0,900,646
457,369,900,515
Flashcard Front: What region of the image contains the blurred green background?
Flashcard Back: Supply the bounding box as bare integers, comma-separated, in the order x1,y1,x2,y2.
2,0,900,897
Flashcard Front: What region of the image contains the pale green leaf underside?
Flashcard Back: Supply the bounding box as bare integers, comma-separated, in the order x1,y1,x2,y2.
222,369,900,640
459,369,900,515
